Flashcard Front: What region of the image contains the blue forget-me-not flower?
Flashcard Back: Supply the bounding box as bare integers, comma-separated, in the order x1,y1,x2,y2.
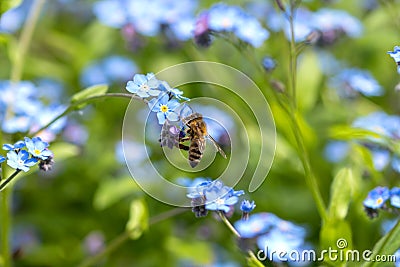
126,73,161,98
6,150,38,172
148,94,179,125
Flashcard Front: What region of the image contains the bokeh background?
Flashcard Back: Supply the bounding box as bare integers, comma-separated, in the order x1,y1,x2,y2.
1,0,400,266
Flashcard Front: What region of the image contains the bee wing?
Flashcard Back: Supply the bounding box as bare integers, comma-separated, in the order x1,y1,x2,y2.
207,135,227,158
198,138,206,153
160,119,181,149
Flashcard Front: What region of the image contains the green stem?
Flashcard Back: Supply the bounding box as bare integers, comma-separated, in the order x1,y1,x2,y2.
0,170,22,192
1,170,11,267
10,0,46,83
77,208,188,267
30,93,143,137
285,0,328,221
218,211,240,238
288,112,328,221
218,212,265,266
288,2,298,110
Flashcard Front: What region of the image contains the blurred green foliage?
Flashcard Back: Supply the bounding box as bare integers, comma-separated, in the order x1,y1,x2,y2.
1,0,400,266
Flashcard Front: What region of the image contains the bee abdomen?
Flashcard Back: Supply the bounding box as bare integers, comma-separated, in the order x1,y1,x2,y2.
189,141,202,167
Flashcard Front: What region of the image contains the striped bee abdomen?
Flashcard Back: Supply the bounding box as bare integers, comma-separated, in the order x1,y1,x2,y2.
188,139,203,167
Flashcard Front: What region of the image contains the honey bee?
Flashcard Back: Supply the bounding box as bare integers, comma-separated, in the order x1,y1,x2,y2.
160,104,227,167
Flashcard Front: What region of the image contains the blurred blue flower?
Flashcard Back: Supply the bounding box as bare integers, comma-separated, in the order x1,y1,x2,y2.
263,6,362,44
352,112,400,140
240,200,256,213
257,230,307,263
395,250,400,267
390,187,400,208
387,46,400,74
6,150,37,172
256,216,308,264
127,73,161,98
148,94,179,124
81,56,137,87
0,155,5,164
324,141,349,163
262,56,277,72
0,0,32,33
330,68,383,97
36,78,65,103
371,149,391,171
234,13,269,47
92,0,128,28
169,17,195,41
363,186,390,209
24,137,52,160
0,80,67,137
31,105,68,137
94,0,198,40
234,212,278,238
316,51,344,75
312,9,363,38
203,3,269,47
3,141,26,151
208,3,240,32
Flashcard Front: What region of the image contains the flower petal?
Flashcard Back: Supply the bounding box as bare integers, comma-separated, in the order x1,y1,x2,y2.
156,112,166,125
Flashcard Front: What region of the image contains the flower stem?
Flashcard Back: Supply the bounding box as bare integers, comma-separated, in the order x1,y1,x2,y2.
0,170,22,192
288,112,328,221
217,212,265,266
10,0,46,83
1,170,12,267
218,211,240,238
77,208,187,267
30,93,144,137
285,0,328,221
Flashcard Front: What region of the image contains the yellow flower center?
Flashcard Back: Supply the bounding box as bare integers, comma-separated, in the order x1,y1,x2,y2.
222,18,232,28
215,198,224,205
141,84,149,92
376,198,383,205
160,105,168,113
34,149,41,155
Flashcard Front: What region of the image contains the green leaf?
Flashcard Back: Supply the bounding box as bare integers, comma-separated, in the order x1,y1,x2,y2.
328,168,353,220
362,220,400,267
1,0,22,14
93,176,140,210
126,198,148,240
296,50,322,112
165,236,213,265
70,84,108,109
329,125,383,141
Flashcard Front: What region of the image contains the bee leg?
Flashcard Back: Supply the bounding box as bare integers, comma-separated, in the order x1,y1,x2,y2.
179,144,190,151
